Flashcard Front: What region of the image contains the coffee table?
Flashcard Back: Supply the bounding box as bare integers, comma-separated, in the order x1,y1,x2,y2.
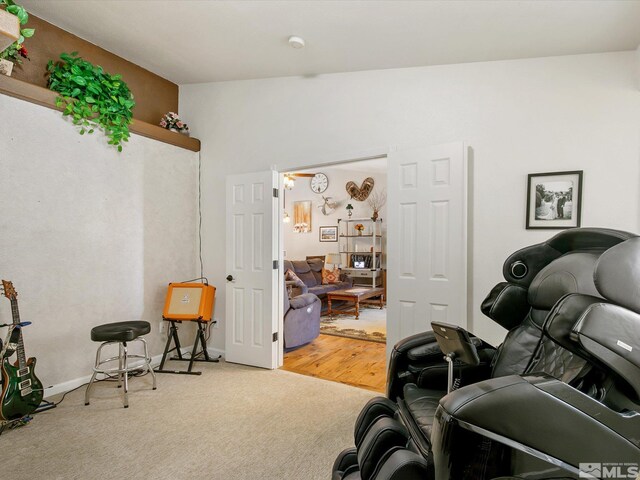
327,287,385,320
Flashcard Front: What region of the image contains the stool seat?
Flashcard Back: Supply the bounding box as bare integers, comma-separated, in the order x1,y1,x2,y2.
91,321,151,343
86,320,156,408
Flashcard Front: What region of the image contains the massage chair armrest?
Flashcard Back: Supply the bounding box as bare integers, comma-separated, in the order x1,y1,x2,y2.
413,356,494,392
387,329,496,400
434,375,640,466
387,332,434,399
392,331,438,356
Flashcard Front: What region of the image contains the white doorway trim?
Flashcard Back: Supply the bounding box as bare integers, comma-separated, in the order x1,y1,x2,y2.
274,143,469,368
274,150,389,367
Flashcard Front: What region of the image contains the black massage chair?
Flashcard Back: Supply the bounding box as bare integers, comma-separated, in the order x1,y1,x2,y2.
333,228,640,479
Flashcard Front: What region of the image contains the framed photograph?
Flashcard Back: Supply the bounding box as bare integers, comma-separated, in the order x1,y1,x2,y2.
319,226,338,242
526,170,583,229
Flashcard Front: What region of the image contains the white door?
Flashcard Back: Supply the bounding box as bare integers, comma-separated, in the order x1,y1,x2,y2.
225,170,280,368
386,142,467,357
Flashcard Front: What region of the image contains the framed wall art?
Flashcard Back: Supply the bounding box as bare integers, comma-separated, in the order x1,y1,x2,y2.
293,200,312,233
526,170,583,229
319,226,338,242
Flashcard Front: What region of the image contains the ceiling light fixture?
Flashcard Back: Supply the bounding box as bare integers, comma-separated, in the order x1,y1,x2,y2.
288,36,305,49
284,174,296,190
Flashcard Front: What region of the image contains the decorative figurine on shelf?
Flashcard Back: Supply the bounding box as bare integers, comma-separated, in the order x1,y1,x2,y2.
354,224,365,236
346,204,354,218
160,112,189,135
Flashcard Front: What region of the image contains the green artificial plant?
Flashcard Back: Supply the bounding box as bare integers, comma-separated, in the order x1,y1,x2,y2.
0,0,35,63
47,52,135,152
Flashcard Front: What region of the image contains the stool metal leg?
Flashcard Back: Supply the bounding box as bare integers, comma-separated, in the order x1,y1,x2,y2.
118,342,124,389
85,334,156,409
140,338,157,390
122,342,129,408
84,342,106,406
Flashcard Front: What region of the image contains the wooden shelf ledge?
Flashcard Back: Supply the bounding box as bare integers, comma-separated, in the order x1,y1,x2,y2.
0,75,200,152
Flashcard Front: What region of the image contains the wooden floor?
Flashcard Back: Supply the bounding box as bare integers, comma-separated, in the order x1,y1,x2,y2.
282,334,386,393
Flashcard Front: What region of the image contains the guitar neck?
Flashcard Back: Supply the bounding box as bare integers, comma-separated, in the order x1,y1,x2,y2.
10,298,27,368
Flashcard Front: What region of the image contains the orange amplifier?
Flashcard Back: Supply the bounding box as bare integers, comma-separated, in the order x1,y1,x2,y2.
163,282,216,321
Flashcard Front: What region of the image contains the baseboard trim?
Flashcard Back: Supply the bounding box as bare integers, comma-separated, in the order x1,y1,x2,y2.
43,346,223,399
207,347,225,358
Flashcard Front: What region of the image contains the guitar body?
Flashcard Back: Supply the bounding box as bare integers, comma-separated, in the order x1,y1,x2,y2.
0,356,43,420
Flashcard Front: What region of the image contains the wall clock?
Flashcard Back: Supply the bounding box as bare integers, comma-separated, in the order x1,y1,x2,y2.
310,173,329,193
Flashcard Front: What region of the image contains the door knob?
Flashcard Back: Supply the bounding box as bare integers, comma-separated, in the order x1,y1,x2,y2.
226,275,234,282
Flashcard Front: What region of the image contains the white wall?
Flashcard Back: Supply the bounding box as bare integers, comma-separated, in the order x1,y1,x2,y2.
636,45,640,90
181,51,640,349
0,95,200,391
283,167,387,261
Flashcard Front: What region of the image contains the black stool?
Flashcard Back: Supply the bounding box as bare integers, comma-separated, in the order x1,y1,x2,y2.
85,321,157,408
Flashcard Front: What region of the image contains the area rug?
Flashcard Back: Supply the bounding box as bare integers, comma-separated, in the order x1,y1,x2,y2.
320,306,386,343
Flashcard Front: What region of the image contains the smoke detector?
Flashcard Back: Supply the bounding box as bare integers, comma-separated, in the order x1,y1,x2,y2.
288,36,305,49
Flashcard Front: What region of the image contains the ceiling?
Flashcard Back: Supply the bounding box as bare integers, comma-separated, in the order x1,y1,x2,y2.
21,0,640,85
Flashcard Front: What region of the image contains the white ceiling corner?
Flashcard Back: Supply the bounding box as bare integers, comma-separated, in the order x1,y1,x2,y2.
20,0,640,85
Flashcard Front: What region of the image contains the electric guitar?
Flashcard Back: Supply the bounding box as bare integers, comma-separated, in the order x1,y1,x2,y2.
0,280,43,420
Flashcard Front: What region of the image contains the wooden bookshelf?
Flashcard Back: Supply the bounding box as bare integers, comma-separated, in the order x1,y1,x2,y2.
0,75,201,152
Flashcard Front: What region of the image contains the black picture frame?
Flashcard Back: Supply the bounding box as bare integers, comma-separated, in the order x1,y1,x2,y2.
319,226,338,242
526,170,583,230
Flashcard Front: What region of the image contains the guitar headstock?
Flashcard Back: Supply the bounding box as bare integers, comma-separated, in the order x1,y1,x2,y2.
1,280,17,300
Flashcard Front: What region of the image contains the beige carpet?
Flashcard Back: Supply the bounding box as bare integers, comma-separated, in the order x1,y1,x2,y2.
0,360,376,480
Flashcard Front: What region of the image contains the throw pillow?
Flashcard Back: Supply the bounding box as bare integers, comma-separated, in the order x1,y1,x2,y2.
285,269,302,283
322,267,341,285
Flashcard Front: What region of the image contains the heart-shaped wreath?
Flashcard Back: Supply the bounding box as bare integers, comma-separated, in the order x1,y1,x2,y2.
346,177,375,201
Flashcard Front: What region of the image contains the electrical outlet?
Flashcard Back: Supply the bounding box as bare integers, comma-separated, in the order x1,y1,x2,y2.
212,318,219,329
159,321,166,334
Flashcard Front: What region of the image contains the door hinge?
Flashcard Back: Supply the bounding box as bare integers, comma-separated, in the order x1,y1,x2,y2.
273,188,279,198
272,332,278,342
273,260,278,269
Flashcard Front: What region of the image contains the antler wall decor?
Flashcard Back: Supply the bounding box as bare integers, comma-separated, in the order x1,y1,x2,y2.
318,196,340,215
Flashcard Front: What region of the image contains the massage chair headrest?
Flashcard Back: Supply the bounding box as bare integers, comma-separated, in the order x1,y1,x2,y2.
526,252,602,310
594,237,640,314
503,228,635,287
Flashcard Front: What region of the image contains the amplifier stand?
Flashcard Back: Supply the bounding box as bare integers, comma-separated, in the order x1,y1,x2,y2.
155,319,220,375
